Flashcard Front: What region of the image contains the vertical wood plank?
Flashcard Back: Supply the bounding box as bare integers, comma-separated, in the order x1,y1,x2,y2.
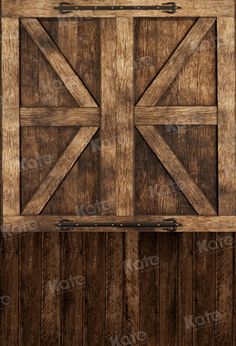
101,18,124,344
57,18,83,346
139,233,159,345
38,20,61,346
116,17,139,339
178,234,193,346
0,18,19,346
159,234,178,346
2,18,20,216
19,22,42,346
0,236,19,345
80,18,106,346
216,17,235,346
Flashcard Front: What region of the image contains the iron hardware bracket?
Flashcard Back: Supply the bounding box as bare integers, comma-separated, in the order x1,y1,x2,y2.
55,2,182,14
57,218,182,231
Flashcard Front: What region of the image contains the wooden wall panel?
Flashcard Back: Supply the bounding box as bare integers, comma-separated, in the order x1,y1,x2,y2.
215,17,235,345
1,15,236,346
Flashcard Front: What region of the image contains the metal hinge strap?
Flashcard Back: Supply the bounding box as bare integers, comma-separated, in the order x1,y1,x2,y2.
57,218,182,231
55,2,182,14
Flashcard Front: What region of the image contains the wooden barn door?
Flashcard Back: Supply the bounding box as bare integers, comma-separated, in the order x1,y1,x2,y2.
1,1,236,345
2,13,236,233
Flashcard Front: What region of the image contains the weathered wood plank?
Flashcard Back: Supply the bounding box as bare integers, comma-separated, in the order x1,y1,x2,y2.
0,236,19,345
20,107,100,126
19,24,44,345
159,233,178,345
22,127,98,215
19,233,41,346
57,18,83,346
2,18,20,216
217,17,236,216
194,233,216,346
215,17,235,346
135,106,217,125
3,215,236,233
101,18,117,217
33,20,62,346
178,234,193,345
140,233,159,345
137,126,216,215
101,18,124,344
21,18,97,107
1,0,234,17
137,18,215,106
115,17,139,338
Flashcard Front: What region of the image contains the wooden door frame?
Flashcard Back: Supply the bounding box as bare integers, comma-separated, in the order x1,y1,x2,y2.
1,10,236,233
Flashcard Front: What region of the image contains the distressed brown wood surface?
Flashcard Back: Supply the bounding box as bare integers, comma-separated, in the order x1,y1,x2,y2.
22,127,98,215
21,19,97,107
215,17,235,346
3,215,236,233
1,20,20,344
135,106,217,125
56,18,84,346
1,14,236,346
101,18,124,344
116,17,140,339
2,19,20,216
137,18,215,106
137,125,216,215
19,36,42,346
20,107,100,126
1,0,234,17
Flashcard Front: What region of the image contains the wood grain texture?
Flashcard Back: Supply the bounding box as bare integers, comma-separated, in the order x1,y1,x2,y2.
159,233,178,345
137,125,216,215
20,107,100,126
215,17,235,346
22,127,98,215
101,18,117,217
135,106,217,125
2,18,20,216
1,0,234,17
4,215,236,233
37,21,62,346
22,20,62,346
101,18,124,343
116,17,139,339
140,233,159,345
19,24,45,345
217,17,236,216
57,18,83,346
21,18,97,107
137,18,215,106
0,236,19,345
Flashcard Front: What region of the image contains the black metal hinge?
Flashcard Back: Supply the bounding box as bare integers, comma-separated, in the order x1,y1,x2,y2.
55,2,182,14
57,218,182,231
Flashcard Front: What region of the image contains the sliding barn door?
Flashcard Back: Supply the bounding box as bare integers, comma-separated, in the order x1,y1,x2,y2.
1,0,236,345
2,13,236,233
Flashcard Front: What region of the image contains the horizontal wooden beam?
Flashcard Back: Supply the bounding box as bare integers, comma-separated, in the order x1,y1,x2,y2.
2,0,234,17
20,108,100,126
135,106,217,125
3,215,236,233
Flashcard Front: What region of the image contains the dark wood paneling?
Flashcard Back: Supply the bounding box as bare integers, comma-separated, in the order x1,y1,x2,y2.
1,16,236,346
